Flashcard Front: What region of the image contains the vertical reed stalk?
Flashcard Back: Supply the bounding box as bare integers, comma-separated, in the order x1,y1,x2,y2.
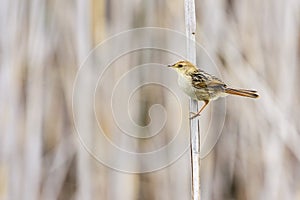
184,0,201,199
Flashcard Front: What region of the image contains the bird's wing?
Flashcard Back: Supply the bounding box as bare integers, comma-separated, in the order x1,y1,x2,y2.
191,70,226,89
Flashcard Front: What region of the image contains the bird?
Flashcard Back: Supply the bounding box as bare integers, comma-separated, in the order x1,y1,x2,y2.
168,60,259,119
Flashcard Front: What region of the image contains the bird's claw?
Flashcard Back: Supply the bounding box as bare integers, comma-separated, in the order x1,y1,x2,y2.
189,112,200,120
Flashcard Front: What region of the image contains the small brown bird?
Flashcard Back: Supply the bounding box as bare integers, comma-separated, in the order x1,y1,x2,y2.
168,60,259,119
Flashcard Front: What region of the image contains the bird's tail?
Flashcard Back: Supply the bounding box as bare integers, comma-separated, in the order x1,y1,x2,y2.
225,88,259,98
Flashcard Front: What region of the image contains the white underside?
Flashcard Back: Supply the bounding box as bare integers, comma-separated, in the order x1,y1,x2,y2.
177,74,198,99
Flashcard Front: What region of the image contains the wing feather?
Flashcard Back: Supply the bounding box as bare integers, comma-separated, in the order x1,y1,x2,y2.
190,70,226,89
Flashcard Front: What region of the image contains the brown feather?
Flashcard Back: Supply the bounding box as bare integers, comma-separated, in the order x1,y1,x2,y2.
225,88,259,98
191,70,226,89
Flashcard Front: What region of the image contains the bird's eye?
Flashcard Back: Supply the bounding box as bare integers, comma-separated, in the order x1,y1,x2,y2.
177,64,183,68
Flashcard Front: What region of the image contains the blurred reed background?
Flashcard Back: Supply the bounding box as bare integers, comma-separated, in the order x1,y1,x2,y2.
1,0,300,200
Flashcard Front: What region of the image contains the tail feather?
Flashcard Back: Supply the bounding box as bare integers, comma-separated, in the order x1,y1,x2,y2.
225,88,259,98
237,89,257,93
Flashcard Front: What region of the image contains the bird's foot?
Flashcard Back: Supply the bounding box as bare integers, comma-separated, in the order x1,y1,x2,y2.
189,112,200,120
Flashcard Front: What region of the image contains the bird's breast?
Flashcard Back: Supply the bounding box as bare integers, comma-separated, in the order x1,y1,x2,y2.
177,74,198,99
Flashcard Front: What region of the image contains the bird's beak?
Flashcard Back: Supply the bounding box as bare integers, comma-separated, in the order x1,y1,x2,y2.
167,64,173,68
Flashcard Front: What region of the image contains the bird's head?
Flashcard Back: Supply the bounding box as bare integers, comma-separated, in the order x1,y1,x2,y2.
168,60,198,74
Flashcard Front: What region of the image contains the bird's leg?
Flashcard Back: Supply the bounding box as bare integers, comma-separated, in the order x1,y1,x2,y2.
189,100,209,119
